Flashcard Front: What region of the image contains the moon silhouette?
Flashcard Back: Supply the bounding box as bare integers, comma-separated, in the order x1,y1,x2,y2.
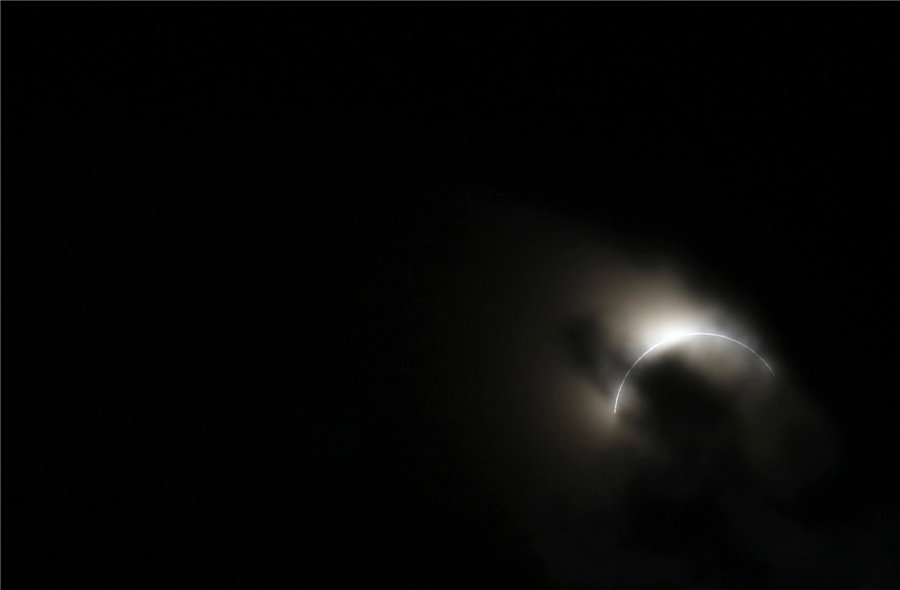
614,332,774,413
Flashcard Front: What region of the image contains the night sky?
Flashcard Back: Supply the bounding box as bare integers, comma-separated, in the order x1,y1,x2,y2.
7,8,900,589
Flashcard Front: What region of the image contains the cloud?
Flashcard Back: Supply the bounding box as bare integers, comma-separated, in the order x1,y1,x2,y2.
430,197,872,588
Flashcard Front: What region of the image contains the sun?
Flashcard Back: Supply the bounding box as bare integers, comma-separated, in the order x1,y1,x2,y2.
613,331,774,413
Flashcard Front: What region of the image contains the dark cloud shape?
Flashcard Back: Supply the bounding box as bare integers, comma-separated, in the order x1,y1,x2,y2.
524,347,850,589
561,313,605,385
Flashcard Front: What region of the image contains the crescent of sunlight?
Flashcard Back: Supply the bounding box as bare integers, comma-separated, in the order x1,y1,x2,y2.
613,332,774,413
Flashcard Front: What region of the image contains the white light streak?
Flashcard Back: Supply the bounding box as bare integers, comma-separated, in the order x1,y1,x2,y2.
613,332,774,413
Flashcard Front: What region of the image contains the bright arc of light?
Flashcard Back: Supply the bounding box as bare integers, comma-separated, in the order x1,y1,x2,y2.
613,332,774,413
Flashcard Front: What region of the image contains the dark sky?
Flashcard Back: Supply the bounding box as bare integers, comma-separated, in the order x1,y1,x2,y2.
6,7,900,589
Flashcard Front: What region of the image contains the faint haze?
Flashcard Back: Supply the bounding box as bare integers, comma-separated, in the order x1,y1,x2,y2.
428,195,869,589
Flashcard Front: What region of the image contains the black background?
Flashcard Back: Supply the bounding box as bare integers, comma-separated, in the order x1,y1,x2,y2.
6,7,899,589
